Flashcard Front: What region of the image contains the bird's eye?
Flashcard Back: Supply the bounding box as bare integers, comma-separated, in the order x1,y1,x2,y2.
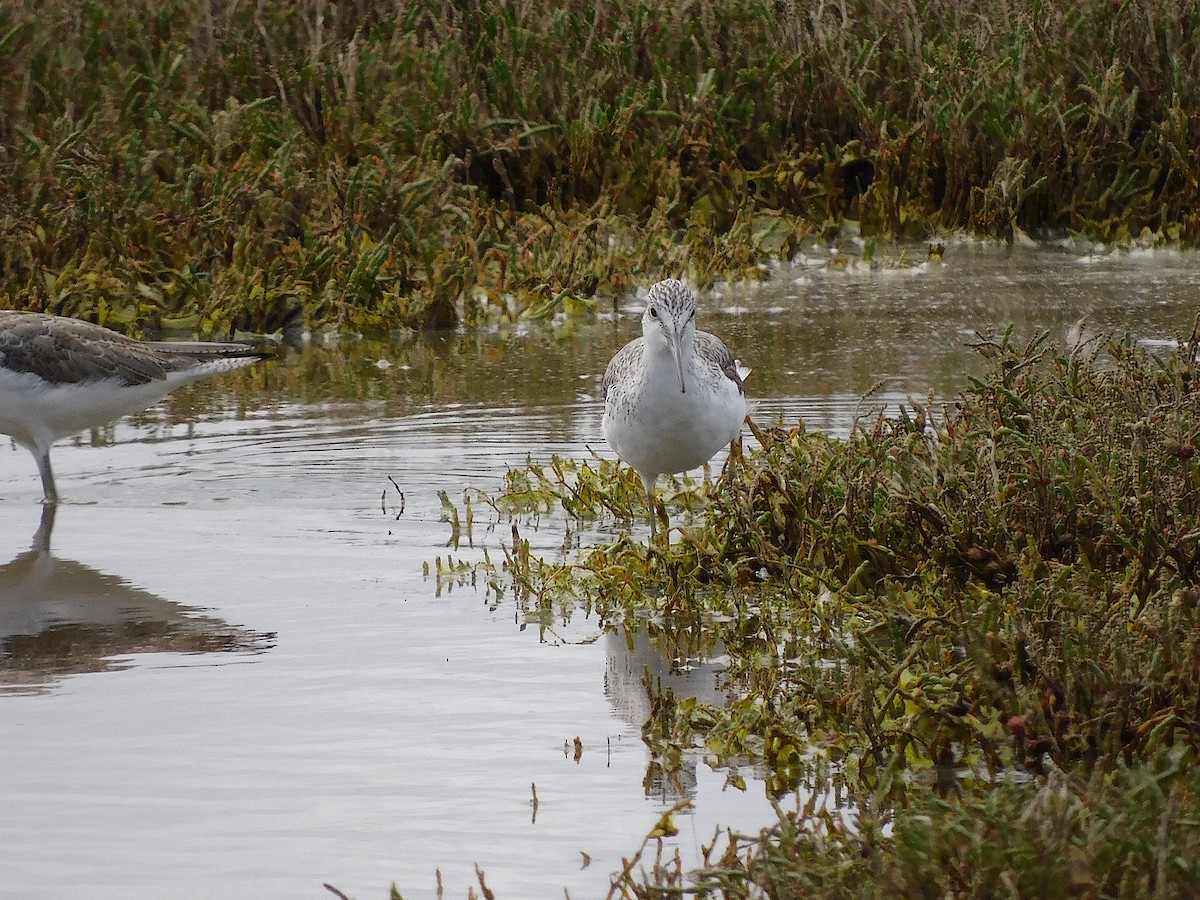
649,306,658,319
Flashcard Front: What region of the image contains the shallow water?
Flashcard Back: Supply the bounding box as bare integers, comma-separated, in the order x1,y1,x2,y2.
2,243,1198,898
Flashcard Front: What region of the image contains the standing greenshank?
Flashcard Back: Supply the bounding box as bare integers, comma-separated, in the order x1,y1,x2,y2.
601,279,748,540
0,312,272,503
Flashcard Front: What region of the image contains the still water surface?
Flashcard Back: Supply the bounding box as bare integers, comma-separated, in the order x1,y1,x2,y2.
1,244,1198,898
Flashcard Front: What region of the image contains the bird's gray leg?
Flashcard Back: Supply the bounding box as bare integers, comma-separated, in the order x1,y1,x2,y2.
36,450,59,505
724,433,743,487
31,503,56,553
642,474,658,541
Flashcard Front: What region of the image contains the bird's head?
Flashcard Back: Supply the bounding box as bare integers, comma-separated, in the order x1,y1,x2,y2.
641,279,696,393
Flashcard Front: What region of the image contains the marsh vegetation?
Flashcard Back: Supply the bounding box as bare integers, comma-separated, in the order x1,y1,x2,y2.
2,0,1198,333
493,327,1200,897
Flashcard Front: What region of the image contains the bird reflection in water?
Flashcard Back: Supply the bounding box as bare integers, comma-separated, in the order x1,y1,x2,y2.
604,626,730,801
0,506,274,695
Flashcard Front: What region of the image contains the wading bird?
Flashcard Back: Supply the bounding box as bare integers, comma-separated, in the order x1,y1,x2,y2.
601,279,748,540
0,312,271,503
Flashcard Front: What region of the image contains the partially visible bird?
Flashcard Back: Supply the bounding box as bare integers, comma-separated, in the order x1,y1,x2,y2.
601,279,748,540
0,312,272,503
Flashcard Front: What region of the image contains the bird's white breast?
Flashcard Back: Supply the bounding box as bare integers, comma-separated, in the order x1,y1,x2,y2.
602,339,746,478
0,359,254,453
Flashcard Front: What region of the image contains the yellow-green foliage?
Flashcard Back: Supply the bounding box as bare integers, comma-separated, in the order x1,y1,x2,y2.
2,1,1199,333
498,326,1200,894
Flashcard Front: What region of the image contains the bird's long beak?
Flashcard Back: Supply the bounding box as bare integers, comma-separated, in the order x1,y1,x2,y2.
669,330,686,393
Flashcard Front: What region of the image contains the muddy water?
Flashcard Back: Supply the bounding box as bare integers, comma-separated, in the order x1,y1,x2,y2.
1,244,1197,898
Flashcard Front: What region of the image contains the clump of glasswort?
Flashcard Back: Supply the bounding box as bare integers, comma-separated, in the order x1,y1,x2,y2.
494,322,1200,897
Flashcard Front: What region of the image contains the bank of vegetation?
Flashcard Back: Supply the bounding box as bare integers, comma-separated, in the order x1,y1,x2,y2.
493,328,1200,897
1,0,1198,334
